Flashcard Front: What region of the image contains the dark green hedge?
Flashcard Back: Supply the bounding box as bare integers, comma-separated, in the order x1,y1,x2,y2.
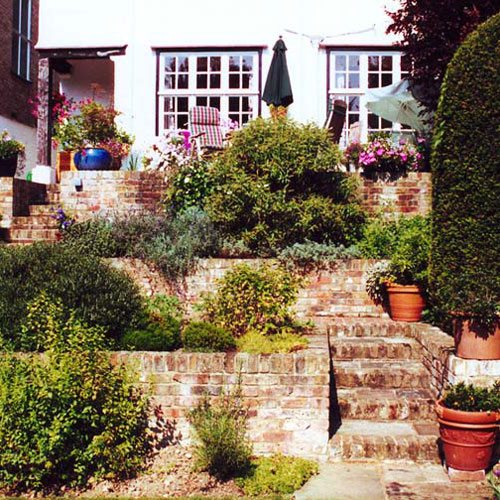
430,13,500,321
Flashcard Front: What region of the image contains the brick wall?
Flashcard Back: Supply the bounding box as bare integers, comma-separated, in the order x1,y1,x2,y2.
108,258,389,321
60,171,167,218
0,0,39,127
113,350,330,457
358,172,432,217
0,177,46,227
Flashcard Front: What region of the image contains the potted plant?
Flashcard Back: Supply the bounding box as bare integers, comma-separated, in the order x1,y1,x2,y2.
0,130,25,177
366,215,430,322
436,382,500,472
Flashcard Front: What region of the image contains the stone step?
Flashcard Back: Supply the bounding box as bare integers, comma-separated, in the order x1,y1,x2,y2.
29,204,58,215
6,228,59,242
328,318,414,338
330,337,422,360
10,215,58,228
333,360,430,389
336,388,435,421
328,420,440,463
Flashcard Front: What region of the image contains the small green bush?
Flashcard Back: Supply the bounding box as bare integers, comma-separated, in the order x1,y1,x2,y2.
0,303,151,492
201,263,301,338
442,382,500,413
182,321,236,352
61,218,118,257
0,243,144,345
187,384,252,480
358,217,400,259
205,116,366,254
236,330,308,354
236,454,319,495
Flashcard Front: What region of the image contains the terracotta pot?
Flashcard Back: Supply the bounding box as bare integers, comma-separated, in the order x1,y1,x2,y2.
454,316,500,360
386,284,425,322
436,400,499,471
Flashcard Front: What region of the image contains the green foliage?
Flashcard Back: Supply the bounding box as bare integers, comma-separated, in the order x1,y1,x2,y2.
187,383,252,480
431,14,500,323
487,470,500,500
205,116,366,254
236,330,308,354
201,263,301,338
182,321,236,352
236,454,319,495
0,243,144,346
358,217,401,259
0,306,151,492
442,382,500,413
61,218,118,257
0,129,25,159
277,240,361,272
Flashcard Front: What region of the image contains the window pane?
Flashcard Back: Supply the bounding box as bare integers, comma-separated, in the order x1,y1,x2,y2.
401,55,411,73
348,73,359,88
368,56,379,71
229,56,240,71
164,74,175,89
21,0,29,36
368,73,378,88
348,114,359,126
178,74,188,89
20,38,28,79
348,55,359,71
242,114,251,124
368,113,379,129
242,74,251,88
11,33,19,73
209,97,221,109
349,96,359,112
381,73,392,87
229,114,239,123
13,0,20,30
229,74,240,89
242,56,253,71
381,118,392,129
164,115,175,129
178,114,189,129
210,57,221,71
381,56,393,71
197,74,207,89
335,55,346,71
242,96,251,112
210,74,221,89
178,97,188,112
164,97,174,112
196,97,207,106
197,57,208,71
165,56,176,72
178,57,189,72
229,96,239,112
335,73,346,88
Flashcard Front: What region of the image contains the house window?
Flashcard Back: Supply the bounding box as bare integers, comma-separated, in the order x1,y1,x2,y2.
157,50,260,132
11,0,32,81
328,50,406,146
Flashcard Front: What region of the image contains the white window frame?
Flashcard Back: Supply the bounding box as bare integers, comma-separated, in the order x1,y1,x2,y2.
327,50,406,147
157,50,261,133
12,0,32,81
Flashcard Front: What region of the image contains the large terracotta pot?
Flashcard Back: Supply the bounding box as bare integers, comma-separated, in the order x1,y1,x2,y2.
436,400,499,471
386,284,425,322
454,316,500,360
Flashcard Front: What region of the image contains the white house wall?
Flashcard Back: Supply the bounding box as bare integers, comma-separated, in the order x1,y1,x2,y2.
38,0,401,148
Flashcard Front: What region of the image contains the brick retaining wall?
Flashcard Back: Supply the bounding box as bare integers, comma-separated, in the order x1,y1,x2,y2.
0,178,46,228
113,350,330,457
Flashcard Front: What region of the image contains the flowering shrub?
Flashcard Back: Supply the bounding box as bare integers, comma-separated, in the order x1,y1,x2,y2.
0,130,25,159
51,204,75,231
345,133,424,181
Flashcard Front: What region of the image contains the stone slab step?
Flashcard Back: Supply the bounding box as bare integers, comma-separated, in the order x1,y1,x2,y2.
331,337,422,360
6,228,59,242
328,420,440,463
328,318,414,338
10,215,57,228
333,360,430,389
336,388,435,421
29,204,58,215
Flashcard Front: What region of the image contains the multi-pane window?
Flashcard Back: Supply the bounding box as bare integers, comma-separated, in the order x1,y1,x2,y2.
11,0,32,80
328,51,407,146
158,51,260,132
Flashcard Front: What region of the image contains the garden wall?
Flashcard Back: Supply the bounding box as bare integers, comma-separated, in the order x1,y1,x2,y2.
113,350,330,458
108,258,389,322
59,171,167,218
0,178,46,228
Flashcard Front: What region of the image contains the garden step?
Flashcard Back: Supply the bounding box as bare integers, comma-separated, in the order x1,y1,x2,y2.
333,360,430,389
6,228,59,242
328,420,440,463
336,388,435,421
10,215,57,228
327,318,414,338
29,204,58,215
330,337,422,360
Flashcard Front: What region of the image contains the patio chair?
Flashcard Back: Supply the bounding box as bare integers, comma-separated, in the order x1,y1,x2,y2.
188,106,225,156
324,99,347,144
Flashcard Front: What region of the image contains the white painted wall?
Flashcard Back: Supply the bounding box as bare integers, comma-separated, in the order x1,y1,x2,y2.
0,116,37,178
37,0,401,148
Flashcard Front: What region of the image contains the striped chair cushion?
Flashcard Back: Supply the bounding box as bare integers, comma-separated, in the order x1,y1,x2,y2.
189,106,224,149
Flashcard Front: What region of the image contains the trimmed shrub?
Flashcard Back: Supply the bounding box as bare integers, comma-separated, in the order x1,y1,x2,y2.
201,263,302,338
205,116,366,254
236,330,308,354
0,243,144,345
61,218,118,257
120,321,180,351
182,321,236,352
0,304,151,492
431,13,500,322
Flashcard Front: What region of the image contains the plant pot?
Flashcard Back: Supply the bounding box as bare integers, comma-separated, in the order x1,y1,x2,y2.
436,400,499,471
73,148,112,171
0,154,18,177
454,315,500,360
386,283,425,322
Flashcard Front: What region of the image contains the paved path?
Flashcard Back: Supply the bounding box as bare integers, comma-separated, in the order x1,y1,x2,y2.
294,462,492,500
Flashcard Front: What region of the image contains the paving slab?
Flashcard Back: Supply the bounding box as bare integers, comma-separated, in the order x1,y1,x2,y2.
294,463,385,500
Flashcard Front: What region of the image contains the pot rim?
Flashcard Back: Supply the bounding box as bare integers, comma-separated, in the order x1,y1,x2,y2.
386,283,421,293
436,400,500,423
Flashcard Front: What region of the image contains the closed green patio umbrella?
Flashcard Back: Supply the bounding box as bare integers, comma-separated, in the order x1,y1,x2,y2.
262,38,294,108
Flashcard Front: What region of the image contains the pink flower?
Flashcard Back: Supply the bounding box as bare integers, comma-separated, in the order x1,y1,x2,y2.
376,148,385,156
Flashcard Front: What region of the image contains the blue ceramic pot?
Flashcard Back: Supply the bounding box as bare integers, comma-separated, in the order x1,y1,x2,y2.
74,148,112,170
